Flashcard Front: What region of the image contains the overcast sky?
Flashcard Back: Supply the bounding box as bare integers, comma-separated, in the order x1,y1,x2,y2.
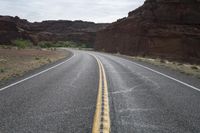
0,0,145,23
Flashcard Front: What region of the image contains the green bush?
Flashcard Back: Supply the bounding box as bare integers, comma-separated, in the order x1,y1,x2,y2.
37,41,89,48
38,41,54,48
12,39,32,49
35,57,40,60
0,68,5,73
191,66,198,70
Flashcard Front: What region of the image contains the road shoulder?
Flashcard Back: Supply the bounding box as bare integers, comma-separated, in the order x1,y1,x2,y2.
112,54,200,89
0,49,73,89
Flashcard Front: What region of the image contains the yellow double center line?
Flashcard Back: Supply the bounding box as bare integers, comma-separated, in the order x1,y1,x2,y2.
92,55,111,133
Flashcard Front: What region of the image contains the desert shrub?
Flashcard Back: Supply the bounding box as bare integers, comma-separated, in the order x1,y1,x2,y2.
0,45,12,49
191,66,198,70
38,41,89,48
80,44,87,48
35,57,40,60
60,41,79,48
12,39,32,49
55,41,70,47
160,59,166,63
0,68,5,73
47,58,52,63
50,48,56,51
38,41,54,48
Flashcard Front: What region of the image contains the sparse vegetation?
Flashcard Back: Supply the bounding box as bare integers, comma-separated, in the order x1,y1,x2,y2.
191,66,198,70
0,45,12,49
0,68,5,73
35,57,40,60
47,58,52,63
1,39,90,50
12,39,32,49
0,48,70,81
160,59,166,64
117,55,200,78
38,41,89,49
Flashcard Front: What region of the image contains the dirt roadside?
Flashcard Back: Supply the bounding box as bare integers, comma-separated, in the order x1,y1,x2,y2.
115,54,200,79
0,48,71,81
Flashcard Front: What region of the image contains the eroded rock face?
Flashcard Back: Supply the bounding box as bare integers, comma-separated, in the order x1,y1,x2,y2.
95,0,200,63
0,17,22,44
0,16,108,46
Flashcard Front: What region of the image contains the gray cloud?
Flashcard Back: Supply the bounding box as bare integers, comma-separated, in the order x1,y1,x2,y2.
0,0,145,23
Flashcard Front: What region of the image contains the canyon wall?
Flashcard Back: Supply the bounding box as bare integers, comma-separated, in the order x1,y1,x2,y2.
0,16,108,47
95,0,200,63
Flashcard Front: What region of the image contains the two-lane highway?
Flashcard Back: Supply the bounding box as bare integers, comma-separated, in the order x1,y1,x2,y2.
0,51,99,133
94,52,200,133
0,49,200,133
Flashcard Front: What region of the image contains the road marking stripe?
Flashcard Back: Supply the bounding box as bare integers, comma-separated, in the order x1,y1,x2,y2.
92,57,103,133
99,60,111,133
118,57,200,92
0,53,75,91
91,54,111,133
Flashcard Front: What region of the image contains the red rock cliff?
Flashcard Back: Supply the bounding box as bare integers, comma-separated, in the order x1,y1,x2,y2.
95,0,200,63
0,16,108,47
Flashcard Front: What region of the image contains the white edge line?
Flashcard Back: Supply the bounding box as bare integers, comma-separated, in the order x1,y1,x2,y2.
95,52,200,92
0,53,75,91
118,57,200,92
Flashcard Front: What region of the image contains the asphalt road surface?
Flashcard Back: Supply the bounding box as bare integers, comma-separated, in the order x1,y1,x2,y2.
0,49,200,133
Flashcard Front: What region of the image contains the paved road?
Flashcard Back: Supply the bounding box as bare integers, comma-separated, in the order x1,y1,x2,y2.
0,49,200,133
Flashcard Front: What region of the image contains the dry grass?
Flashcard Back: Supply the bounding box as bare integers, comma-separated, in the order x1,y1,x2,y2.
130,56,200,78
0,48,70,81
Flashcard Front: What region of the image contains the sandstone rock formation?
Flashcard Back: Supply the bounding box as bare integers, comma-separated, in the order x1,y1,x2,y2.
95,0,200,63
0,16,108,47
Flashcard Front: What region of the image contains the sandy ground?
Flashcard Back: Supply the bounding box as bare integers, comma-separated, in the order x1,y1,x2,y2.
0,48,70,81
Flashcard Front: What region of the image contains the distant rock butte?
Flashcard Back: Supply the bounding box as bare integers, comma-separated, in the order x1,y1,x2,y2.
95,0,200,63
0,16,109,47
